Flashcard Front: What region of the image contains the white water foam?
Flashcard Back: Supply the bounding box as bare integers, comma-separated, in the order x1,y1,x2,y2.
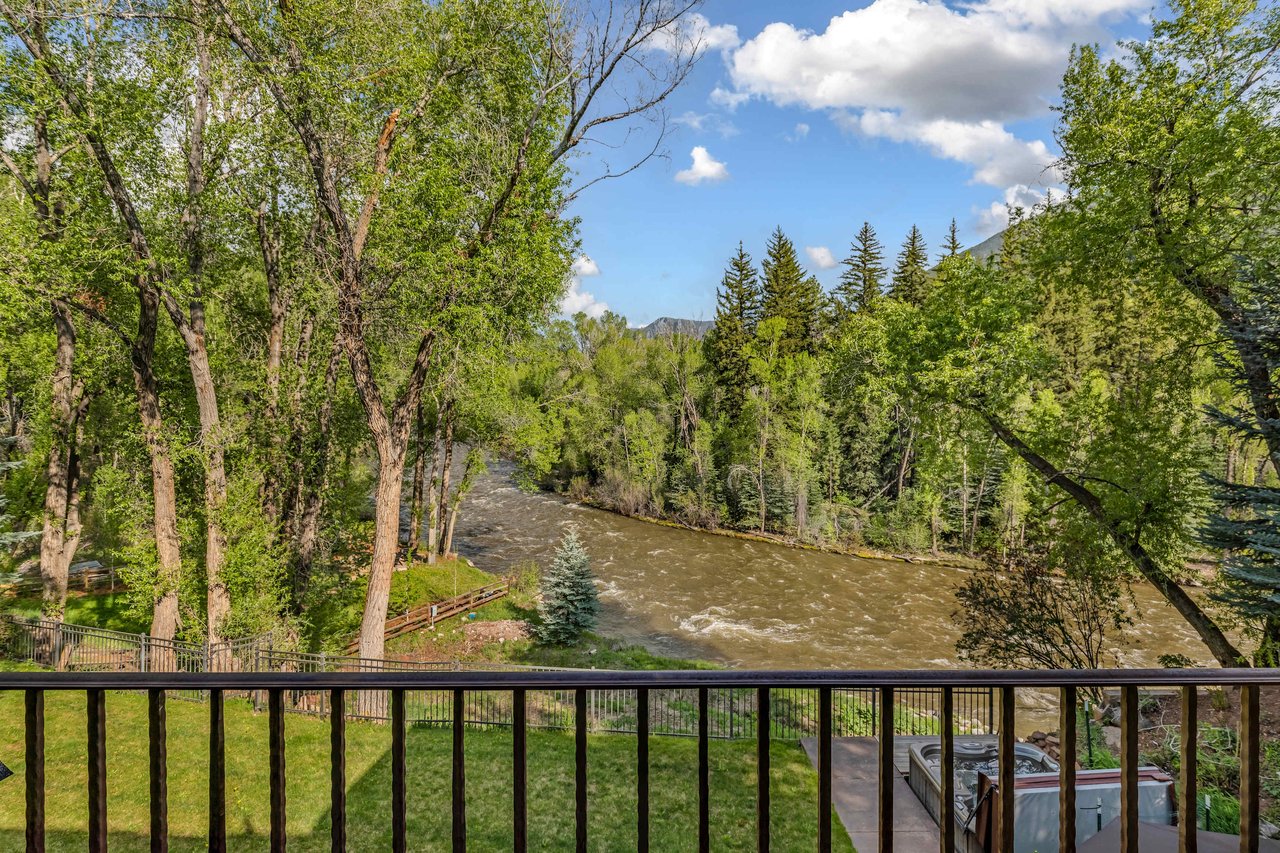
677,607,803,643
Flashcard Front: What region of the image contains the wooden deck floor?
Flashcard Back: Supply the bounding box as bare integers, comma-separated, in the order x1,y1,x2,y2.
801,736,952,853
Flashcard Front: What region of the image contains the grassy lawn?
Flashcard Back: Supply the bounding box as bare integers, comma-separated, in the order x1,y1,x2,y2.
5,592,148,634
0,687,850,851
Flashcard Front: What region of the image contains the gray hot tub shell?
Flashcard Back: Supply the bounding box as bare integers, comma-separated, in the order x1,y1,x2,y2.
907,738,1175,853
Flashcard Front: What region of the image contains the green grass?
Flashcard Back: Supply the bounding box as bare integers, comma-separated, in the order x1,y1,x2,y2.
5,592,148,634
304,557,499,651
0,688,850,851
391,613,721,670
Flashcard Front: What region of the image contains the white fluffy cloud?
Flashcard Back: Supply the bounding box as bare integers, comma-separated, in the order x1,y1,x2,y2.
805,246,838,269
722,0,1142,206
709,86,751,111
975,184,1047,232
675,146,730,185
846,111,1061,187
727,0,1140,121
561,255,608,319
653,12,740,55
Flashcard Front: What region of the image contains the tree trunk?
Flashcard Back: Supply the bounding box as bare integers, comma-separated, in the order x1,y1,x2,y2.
443,505,460,560
132,286,182,670
357,447,407,661
179,334,231,655
983,410,1246,666
425,419,441,566
38,303,78,622
407,400,426,555
175,3,231,662
968,453,994,553
435,403,455,556
895,417,914,502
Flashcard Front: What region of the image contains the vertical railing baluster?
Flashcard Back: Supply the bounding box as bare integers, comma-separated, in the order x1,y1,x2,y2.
392,690,407,853
879,686,893,853
699,686,710,853
1180,686,1197,853
758,686,771,853
1120,685,1139,853
638,687,650,853
820,685,832,853
1059,686,1077,853
26,688,44,853
514,688,527,853
576,688,588,853
209,688,226,852
269,689,286,852
453,689,466,853
331,689,346,853
940,687,954,853
88,688,107,853
1241,684,1260,853
148,689,168,853
999,686,1015,853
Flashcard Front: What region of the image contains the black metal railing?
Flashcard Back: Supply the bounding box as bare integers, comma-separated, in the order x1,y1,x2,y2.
3,668,1274,853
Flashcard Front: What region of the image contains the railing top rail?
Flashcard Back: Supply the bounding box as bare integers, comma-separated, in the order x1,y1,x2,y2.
0,667,1274,691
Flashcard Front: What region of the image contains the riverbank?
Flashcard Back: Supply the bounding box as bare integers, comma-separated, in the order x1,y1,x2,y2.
565,492,987,571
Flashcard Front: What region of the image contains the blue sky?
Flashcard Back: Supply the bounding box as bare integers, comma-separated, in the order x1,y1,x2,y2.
561,0,1158,326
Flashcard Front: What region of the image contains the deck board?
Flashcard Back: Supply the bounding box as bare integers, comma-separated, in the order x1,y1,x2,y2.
802,736,942,853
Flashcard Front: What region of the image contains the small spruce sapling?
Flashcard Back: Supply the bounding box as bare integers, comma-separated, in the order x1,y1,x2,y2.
537,529,600,645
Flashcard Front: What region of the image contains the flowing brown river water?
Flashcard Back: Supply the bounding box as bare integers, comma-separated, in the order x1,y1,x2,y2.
454,465,1221,699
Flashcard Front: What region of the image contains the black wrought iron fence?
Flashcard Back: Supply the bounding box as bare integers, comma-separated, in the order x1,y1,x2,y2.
3,616,994,738
4,668,1272,853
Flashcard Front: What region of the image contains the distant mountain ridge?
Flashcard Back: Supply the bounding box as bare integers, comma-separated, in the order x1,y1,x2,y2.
641,317,714,339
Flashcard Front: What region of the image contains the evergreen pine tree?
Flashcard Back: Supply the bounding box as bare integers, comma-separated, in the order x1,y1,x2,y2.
890,225,930,305
797,274,825,349
836,222,887,314
1200,263,1280,665
760,227,816,357
706,243,762,416
942,218,963,259
537,529,600,645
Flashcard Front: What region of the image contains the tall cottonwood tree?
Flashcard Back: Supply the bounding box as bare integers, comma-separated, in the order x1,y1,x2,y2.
1057,0,1280,659
0,3,199,648
215,0,705,659
0,24,90,621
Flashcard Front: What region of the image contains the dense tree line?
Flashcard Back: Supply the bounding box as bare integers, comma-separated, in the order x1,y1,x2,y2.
5,0,1280,673
0,0,704,662
509,0,1280,667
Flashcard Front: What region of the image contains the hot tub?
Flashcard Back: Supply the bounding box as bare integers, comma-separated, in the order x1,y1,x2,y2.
907,738,1175,853
908,737,1059,826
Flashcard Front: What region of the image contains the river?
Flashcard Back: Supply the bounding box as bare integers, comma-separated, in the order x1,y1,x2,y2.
453,464,1221,683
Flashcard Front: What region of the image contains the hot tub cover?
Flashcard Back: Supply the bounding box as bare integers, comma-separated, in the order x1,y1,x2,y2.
1079,818,1280,852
